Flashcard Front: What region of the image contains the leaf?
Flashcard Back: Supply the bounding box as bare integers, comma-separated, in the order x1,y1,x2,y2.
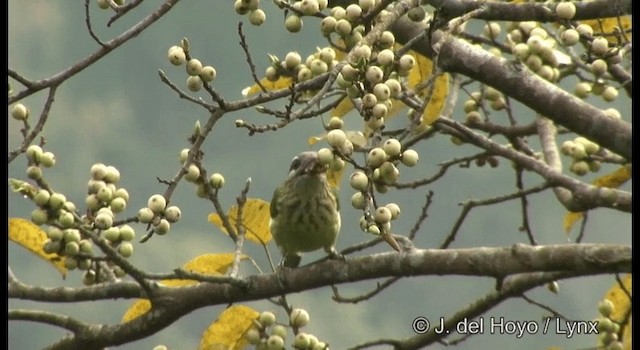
208,198,272,245
122,253,245,322
327,165,345,190
582,16,632,44
8,178,37,197
242,77,294,97
563,165,631,234
199,305,259,350
602,275,631,350
419,73,449,128
8,218,67,277
330,96,355,118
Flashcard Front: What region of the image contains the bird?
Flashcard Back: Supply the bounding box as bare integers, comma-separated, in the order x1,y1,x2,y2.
270,151,342,267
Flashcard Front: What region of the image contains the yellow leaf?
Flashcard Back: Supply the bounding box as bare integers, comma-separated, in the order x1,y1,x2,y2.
327,166,345,190
122,299,151,323
308,134,325,146
8,218,67,277
602,275,631,350
208,198,272,245
242,77,294,97
582,16,632,44
420,73,449,127
199,305,259,350
563,165,631,234
330,96,354,118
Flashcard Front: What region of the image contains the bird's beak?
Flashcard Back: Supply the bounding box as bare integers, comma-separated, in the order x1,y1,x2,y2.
294,155,325,177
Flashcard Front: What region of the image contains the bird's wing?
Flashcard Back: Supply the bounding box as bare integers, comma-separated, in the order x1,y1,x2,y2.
270,187,281,219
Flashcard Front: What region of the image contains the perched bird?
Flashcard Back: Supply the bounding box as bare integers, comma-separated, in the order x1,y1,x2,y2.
270,151,342,267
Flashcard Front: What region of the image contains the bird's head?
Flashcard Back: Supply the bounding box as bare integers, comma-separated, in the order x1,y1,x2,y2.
287,151,329,180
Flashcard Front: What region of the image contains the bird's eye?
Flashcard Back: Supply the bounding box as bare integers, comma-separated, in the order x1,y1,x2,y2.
289,157,301,172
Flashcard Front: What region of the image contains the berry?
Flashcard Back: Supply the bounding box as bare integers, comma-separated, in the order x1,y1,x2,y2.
259,311,277,327
374,206,392,224
367,148,387,168
26,145,43,163
373,83,391,101
317,148,334,165
284,52,302,70
555,2,576,20
119,225,136,241
382,138,402,156
398,54,415,71
345,4,362,22
185,164,201,182
118,241,134,258
154,218,171,235
407,6,426,22
102,227,120,242
385,78,401,97
349,171,369,191
327,116,343,130
94,212,113,229
33,189,51,206
249,9,266,26
48,193,67,210
289,308,310,328
148,194,167,213
209,173,225,189
137,207,155,223
401,149,419,167
351,192,367,210
187,75,204,92
591,37,609,56
164,206,181,223
598,299,615,317
326,129,347,148
104,165,120,183
385,203,401,220
285,15,303,33
11,103,29,121
168,47,186,66
200,66,217,82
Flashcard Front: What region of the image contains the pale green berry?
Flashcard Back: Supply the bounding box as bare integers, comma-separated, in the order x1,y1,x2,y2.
249,9,266,26
349,171,369,191
96,186,113,203
354,45,372,61
87,180,105,194
26,145,43,163
525,54,543,71
300,0,319,15
118,241,134,257
339,139,354,156
560,29,580,46
317,148,334,165
164,205,181,223
200,65,217,82
186,58,203,76
43,239,61,254
77,258,91,271
185,164,201,182
95,212,113,229
380,140,401,158
234,0,250,15
576,23,593,36
285,15,303,33
179,148,190,164
317,0,327,10
483,22,501,39
598,299,615,317
335,19,352,37
590,59,607,76
271,324,287,338
484,87,501,101
512,43,530,61
78,241,93,256
379,31,395,48
82,270,96,285
259,311,276,327
309,59,328,76
327,116,344,130
407,6,426,22
294,333,311,349
64,229,82,243
64,256,78,270
290,308,310,328
377,49,395,66
345,4,362,22
117,225,134,241
508,29,523,44
530,27,548,39
340,64,360,82
362,93,378,109
58,211,75,228
90,163,108,180
97,0,110,9
245,327,262,344
312,342,328,350
148,194,167,213
33,189,51,206
97,206,114,219
359,0,374,11
575,137,600,154
187,75,204,92
604,108,621,119
265,66,279,82
320,16,337,35
85,194,102,211
47,227,64,241
64,241,80,256
398,54,415,71
570,160,589,176
588,160,601,172
591,37,609,56
373,83,391,101
114,188,129,202
384,79,401,98
39,152,56,167
351,192,367,209
537,65,554,81
401,149,419,167
465,110,483,125
327,129,347,148
555,2,576,20
367,224,381,235
102,227,120,242
168,47,186,66
367,147,387,168
358,215,369,231
296,66,311,81
330,156,345,171
345,31,363,47
209,173,225,189
575,82,591,98
109,197,127,213
379,161,399,184
385,203,401,220
602,86,618,102
11,103,29,121
365,66,383,84
319,47,336,64
371,103,388,119
242,0,259,11
104,165,120,183
48,193,66,210
138,207,156,223
367,116,384,130
284,52,302,70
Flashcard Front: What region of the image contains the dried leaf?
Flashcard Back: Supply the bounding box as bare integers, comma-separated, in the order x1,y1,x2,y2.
208,198,272,245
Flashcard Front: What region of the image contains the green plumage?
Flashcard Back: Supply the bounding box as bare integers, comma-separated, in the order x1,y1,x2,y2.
270,152,341,267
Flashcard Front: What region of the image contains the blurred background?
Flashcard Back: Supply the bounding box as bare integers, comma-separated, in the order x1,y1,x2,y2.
8,1,631,349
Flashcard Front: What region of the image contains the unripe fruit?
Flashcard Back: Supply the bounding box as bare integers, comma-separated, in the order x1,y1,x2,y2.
26,165,42,182
525,54,543,71
354,45,372,61
284,52,302,70
43,239,62,254
26,144,43,163
271,324,287,339
385,203,401,220
575,82,591,98
367,147,387,168
382,138,402,157
377,49,395,66
200,65,217,82
560,29,580,46
349,171,369,191
598,299,614,317
570,160,589,176
33,189,51,206
602,86,618,102
138,207,155,223
345,4,363,22
576,23,593,37
327,116,343,130
118,241,134,258
320,16,337,35
294,333,311,349
365,66,384,84
590,59,607,76
371,103,388,119
31,208,48,225
266,335,284,350
168,48,186,66
379,161,399,184
64,241,80,256
102,227,120,242
245,327,262,344
109,197,126,214
265,66,279,82
591,37,609,56
575,137,600,154
90,163,108,180
289,308,310,328
38,151,56,168
312,341,328,350
335,19,352,37
185,164,201,182
379,31,395,48
155,218,171,235
58,211,75,228
359,0,374,11
300,0,319,15
119,225,135,241
351,192,367,209
49,193,67,210
373,83,391,101
259,311,277,327
64,229,82,243
317,148,334,165
179,148,191,164
374,206,392,224
309,59,328,76
11,103,29,121
96,186,113,203
361,93,377,109
398,54,415,71
555,2,576,20
164,206,181,223
64,256,78,270
249,9,266,26
186,59,203,76
187,75,204,92
326,129,347,149
384,79,401,98
148,194,167,214
401,149,419,166
483,22,501,39
210,173,225,189
234,0,250,14
95,212,114,229
47,227,64,241
285,15,303,33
